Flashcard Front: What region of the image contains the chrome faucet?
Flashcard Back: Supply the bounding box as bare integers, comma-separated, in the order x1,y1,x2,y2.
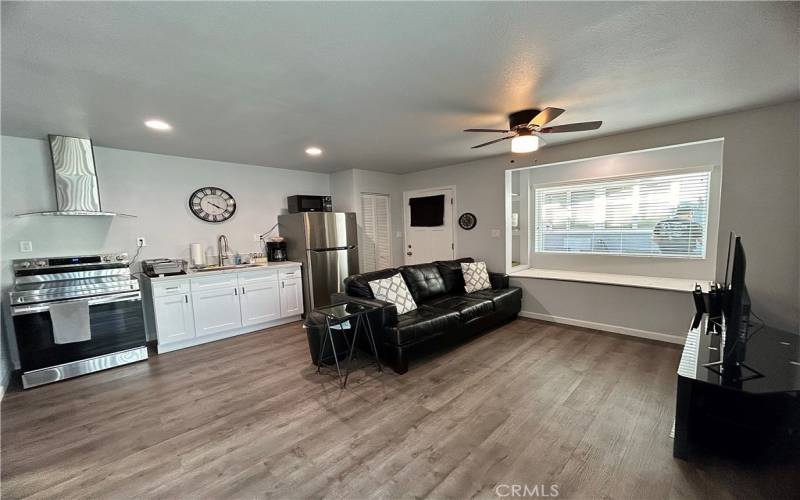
217,235,230,266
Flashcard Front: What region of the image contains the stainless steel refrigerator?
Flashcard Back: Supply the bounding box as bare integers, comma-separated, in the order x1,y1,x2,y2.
278,212,359,313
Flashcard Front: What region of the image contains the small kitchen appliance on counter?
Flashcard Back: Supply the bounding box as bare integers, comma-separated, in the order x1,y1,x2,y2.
10,253,147,389
141,259,187,277
267,241,288,262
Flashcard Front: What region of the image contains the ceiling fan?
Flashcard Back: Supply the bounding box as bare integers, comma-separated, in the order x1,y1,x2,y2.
464,108,602,153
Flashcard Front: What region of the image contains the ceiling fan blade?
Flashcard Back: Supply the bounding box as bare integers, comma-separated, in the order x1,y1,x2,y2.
529,107,565,127
539,121,602,133
464,128,510,133
471,135,514,149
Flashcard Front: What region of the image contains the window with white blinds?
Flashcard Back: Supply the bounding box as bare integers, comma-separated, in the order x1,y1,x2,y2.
534,169,711,258
360,193,392,272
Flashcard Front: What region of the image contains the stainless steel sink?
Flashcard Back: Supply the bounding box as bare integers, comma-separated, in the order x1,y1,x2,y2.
194,264,263,272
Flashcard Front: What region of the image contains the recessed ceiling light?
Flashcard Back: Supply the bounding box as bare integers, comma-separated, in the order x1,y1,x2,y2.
305,147,323,156
145,119,172,131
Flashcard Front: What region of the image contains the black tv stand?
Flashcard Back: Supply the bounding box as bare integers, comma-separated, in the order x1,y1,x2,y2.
674,314,800,461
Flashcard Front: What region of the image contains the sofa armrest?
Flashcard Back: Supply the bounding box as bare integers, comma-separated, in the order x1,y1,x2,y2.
331,293,399,328
489,272,509,289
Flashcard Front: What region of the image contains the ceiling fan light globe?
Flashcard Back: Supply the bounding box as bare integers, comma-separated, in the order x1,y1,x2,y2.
511,135,540,153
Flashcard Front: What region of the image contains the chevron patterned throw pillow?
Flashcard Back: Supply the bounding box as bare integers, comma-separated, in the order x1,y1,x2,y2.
368,273,418,315
461,261,491,293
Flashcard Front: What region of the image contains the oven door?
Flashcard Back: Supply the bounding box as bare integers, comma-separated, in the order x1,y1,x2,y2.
12,292,146,372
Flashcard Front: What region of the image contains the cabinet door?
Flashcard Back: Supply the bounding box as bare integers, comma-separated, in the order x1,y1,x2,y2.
154,293,195,344
280,278,303,318
240,282,281,326
192,287,242,336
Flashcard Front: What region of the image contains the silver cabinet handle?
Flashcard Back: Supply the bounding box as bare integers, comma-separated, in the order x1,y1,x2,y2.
234,288,238,296
282,281,285,289
241,286,246,295
185,294,189,303
165,286,179,291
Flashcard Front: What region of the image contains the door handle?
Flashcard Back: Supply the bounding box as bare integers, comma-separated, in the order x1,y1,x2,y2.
406,252,413,256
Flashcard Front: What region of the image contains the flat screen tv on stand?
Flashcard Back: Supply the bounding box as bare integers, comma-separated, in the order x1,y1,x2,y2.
703,233,762,384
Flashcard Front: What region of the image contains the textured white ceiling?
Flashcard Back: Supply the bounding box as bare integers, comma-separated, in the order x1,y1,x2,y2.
2,2,798,174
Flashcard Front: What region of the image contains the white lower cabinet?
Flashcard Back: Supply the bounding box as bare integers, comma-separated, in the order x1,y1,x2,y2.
240,282,281,325
192,287,243,337
144,265,303,353
280,278,303,317
153,292,195,344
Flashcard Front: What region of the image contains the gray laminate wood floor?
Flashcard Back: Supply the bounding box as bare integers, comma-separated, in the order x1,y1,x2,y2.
2,318,797,499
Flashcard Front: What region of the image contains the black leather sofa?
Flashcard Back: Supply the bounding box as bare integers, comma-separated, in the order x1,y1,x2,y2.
337,257,522,374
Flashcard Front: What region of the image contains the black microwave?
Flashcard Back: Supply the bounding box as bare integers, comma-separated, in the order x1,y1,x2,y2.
287,195,332,213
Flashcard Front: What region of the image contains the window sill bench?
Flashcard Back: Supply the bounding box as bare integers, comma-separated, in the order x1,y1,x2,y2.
508,268,711,293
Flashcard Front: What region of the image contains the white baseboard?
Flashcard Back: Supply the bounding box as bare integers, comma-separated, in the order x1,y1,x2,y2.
519,310,685,345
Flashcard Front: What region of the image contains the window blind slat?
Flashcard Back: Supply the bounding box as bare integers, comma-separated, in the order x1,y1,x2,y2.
534,171,711,258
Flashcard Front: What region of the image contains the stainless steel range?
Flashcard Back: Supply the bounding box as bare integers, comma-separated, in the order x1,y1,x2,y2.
10,253,147,389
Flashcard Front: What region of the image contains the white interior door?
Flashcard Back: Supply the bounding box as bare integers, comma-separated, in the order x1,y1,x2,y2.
360,192,392,272
404,188,455,265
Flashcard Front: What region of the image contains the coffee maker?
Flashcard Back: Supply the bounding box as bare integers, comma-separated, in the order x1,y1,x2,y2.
266,241,287,262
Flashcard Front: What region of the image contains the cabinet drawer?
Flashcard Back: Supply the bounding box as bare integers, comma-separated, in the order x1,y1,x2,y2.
279,267,302,280
237,269,278,286
191,274,239,292
152,281,191,297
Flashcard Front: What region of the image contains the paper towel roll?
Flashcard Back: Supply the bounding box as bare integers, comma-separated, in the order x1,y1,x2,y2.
190,243,206,267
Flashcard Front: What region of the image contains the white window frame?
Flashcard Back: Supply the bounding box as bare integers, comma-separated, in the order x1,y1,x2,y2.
532,165,713,260
504,138,725,279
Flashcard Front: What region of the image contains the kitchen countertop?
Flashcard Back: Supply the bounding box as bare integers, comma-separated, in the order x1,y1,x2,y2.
140,261,302,282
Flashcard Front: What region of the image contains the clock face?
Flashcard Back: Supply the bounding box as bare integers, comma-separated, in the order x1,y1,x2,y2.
189,187,236,223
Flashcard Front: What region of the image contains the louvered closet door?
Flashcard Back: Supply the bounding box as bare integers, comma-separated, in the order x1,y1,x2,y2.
360,193,392,272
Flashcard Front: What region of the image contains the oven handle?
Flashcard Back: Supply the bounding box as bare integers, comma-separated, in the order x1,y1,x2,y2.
11,291,142,316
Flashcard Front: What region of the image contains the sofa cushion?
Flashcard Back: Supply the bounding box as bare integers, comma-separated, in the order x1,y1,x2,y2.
399,263,447,302
435,258,474,294
385,305,462,345
425,295,494,323
344,268,400,298
461,261,492,293
466,287,522,313
368,273,418,315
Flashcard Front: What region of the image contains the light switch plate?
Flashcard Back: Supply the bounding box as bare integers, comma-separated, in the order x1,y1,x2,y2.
136,237,147,247
490,229,501,238
19,241,33,253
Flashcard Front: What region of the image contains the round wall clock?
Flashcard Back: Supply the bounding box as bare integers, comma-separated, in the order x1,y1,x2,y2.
189,187,236,223
458,212,477,230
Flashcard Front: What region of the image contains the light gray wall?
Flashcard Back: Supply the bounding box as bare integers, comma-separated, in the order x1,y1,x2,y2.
401,101,800,336
1,136,330,368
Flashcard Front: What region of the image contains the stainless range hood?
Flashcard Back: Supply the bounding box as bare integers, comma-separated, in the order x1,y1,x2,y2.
17,135,135,217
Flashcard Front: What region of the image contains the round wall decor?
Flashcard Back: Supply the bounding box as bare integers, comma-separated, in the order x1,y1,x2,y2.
458,212,477,230
189,187,237,223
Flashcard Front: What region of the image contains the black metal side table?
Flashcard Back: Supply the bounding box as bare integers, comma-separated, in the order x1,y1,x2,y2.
314,302,382,388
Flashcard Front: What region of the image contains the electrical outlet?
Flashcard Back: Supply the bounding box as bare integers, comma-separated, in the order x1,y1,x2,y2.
19,241,33,253
253,233,262,242
136,237,147,247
